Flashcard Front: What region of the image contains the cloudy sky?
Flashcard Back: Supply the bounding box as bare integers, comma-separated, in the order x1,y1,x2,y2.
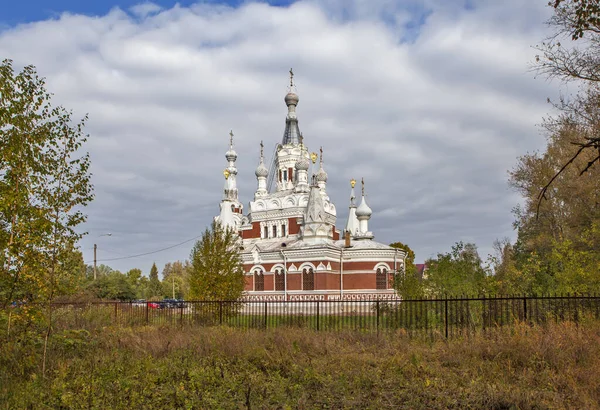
1,0,562,274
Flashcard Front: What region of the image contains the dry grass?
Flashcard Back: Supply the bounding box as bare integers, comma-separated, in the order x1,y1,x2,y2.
2,321,600,409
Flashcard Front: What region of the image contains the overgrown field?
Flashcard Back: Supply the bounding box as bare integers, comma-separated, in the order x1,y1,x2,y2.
1,321,600,409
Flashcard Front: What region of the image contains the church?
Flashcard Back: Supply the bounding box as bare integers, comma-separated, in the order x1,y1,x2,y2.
215,71,406,301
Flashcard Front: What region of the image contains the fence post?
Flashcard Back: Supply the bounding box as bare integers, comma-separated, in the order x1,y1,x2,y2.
444,298,449,339
264,302,268,329
316,301,320,331
523,296,527,323
114,302,118,326
180,304,184,328
376,300,380,335
145,302,149,325
219,301,223,325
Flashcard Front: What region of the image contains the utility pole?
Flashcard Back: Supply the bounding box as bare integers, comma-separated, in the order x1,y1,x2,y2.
93,233,112,280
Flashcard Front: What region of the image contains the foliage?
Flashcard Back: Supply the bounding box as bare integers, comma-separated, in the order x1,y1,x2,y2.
389,241,416,270
161,261,190,299
550,0,600,41
188,221,244,301
147,262,162,298
85,271,136,301
0,59,93,308
2,323,600,409
533,1,600,193
389,242,423,299
425,242,488,297
394,264,424,300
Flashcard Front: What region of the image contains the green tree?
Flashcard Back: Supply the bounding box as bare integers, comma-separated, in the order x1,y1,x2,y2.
86,270,136,301
533,1,600,192
147,262,162,298
509,106,600,293
389,242,423,299
0,59,94,373
0,59,93,307
425,242,488,297
188,221,244,301
161,261,190,299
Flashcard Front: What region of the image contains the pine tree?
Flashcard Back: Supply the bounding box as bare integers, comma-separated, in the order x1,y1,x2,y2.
188,221,245,301
148,262,162,298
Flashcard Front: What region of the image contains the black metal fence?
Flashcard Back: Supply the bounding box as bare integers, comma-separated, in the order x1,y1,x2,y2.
46,295,600,338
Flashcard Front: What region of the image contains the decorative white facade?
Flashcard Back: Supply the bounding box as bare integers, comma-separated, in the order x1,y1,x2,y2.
214,70,406,300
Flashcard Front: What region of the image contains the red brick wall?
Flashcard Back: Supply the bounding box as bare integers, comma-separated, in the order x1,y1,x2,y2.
288,217,301,235
286,274,301,290
241,222,261,239
342,273,376,290
244,276,253,291
332,228,340,240
342,261,377,271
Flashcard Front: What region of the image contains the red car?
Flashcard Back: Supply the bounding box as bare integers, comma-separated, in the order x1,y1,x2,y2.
148,302,161,309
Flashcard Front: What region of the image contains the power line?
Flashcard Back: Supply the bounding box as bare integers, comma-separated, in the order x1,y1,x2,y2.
85,235,202,264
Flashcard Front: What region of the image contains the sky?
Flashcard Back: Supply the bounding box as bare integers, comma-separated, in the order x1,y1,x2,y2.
0,0,562,275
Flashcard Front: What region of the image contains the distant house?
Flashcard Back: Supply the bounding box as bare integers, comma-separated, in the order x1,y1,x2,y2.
415,264,428,280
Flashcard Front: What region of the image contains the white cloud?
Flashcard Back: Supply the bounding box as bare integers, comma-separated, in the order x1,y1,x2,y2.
129,2,163,18
0,0,561,273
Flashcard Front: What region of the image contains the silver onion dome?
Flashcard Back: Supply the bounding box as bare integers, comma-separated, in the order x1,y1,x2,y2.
295,156,310,171
355,196,372,218
284,92,299,106
255,162,268,178
316,166,328,183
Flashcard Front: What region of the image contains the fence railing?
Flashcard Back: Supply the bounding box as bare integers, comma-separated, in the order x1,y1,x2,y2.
43,295,600,338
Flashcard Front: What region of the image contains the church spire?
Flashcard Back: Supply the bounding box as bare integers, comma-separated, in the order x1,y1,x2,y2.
282,68,301,145
255,140,268,198
223,130,239,202
345,178,359,236
355,178,373,240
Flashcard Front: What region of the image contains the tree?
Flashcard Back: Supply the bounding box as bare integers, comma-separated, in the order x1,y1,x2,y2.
533,1,600,197
550,0,600,41
425,242,488,297
147,262,162,298
0,59,94,374
0,59,93,308
389,242,423,299
161,261,190,299
510,113,600,258
188,221,245,301
86,270,136,301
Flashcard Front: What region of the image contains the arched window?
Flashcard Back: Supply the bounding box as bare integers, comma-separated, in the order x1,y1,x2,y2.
376,268,387,290
303,267,314,291
263,226,268,239
254,270,264,291
275,269,285,291
281,224,286,237
273,225,277,238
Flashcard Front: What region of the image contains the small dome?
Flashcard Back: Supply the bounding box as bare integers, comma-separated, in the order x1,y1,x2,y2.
316,167,328,183
255,162,268,178
355,196,372,218
225,148,237,162
295,156,310,171
285,92,299,106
